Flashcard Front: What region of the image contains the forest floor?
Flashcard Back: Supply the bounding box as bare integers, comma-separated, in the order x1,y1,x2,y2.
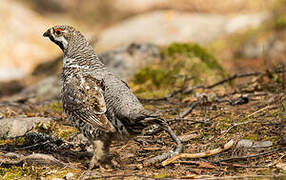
0,62,285,179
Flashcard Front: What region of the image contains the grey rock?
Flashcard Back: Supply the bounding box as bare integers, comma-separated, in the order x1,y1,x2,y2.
252,141,273,148
20,76,61,102
235,35,286,60
0,117,52,138
236,139,253,148
237,139,273,149
97,11,269,48
100,43,160,80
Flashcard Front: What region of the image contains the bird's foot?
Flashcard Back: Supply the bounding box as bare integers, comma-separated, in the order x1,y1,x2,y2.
88,156,115,171
88,157,99,170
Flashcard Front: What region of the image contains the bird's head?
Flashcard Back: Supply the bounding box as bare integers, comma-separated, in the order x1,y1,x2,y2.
43,25,78,51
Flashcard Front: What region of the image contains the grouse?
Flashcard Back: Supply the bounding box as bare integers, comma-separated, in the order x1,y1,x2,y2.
43,25,182,169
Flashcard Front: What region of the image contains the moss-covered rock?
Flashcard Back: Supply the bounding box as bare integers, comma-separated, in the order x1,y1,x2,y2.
132,42,226,98
164,42,224,73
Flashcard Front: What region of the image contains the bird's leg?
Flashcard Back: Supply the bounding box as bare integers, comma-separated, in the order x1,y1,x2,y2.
89,139,113,170
89,140,100,170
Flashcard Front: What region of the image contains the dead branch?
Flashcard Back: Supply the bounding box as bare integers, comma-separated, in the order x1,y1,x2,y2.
206,72,260,89
140,68,286,102
162,139,234,166
179,100,199,118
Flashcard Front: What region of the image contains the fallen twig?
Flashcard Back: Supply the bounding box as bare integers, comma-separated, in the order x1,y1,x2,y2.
162,139,234,166
168,117,210,124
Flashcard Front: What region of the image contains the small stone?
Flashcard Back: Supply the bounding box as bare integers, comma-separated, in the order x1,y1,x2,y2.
64,172,73,180
252,141,273,148
236,139,253,148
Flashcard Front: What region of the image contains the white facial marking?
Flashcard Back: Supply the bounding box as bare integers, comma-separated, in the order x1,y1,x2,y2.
56,36,68,49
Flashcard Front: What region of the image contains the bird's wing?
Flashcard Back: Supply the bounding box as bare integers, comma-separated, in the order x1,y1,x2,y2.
64,74,115,133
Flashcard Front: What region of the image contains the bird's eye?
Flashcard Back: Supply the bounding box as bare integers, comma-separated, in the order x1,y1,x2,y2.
55,28,63,35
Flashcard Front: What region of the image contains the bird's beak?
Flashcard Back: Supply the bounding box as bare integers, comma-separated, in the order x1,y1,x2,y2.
43,29,50,37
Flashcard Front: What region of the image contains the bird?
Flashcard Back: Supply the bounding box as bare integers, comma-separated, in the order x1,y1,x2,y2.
43,25,182,169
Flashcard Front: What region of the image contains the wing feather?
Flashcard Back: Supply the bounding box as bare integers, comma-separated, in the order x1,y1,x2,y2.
63,74,115,133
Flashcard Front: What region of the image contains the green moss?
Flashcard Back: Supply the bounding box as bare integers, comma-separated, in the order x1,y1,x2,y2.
41,101,63,114
244,134,259,141
164,42,225,73
135,89,171,99
134,66,176,87
55,125,78,139
0,166,42,179
0,137,26,147
153,171,170,178
273,14,286,29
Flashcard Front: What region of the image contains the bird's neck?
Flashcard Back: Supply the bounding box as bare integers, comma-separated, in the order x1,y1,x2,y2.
63,40,104,70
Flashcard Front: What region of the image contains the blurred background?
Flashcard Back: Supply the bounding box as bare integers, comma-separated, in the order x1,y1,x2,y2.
0,0,285,98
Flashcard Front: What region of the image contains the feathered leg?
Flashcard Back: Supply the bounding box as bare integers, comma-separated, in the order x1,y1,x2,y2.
89,138,112,170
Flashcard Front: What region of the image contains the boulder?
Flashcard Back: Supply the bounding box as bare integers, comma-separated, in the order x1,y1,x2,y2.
100,43,160,79
0,117,52,138
97,11,269,49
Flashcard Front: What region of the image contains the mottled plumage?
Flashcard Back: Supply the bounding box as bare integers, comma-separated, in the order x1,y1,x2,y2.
43,25,182,169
